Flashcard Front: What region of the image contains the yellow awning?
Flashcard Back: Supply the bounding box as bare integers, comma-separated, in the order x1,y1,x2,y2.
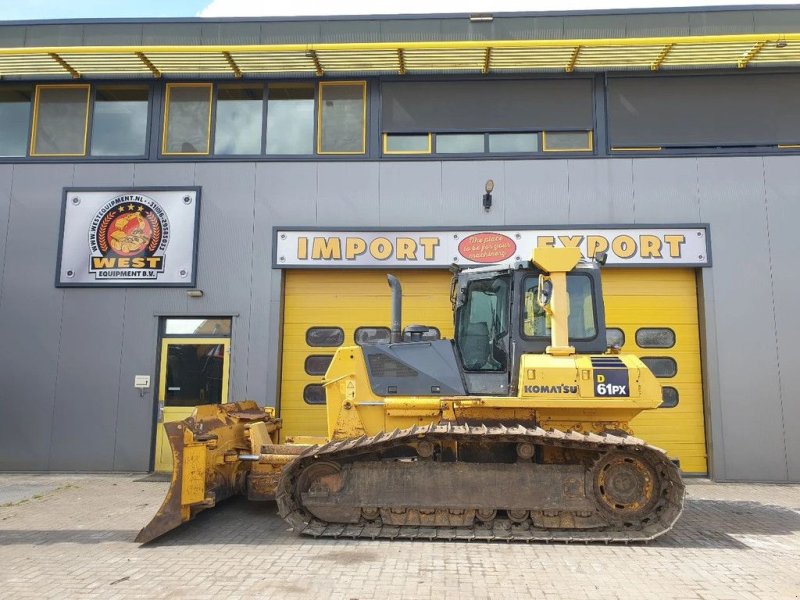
1,33,799,78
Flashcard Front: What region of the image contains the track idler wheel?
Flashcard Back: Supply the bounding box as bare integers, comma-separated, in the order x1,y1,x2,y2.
296,461,343,498
592,451,659,522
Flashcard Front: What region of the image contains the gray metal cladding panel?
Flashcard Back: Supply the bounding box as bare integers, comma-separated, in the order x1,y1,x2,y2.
631,158,701,222
73,163,136,188
0,165,12,293
608,75,800,148
49,289,125,471
142,23,203,45
688,10,755,35
441,161,505,227
317,163,380,227
81,23,144,46
0,164,73,470
566,159,635,224
378,162,443,226
492,17,564,41
379,19,444,42
260,21,321,44
200,22,261,45
255,163,318,225
503,160,569,225
623,13,690,37
192,162,257,400
320,20,381,43
763,156,800,480
24,24,83,47
133,163,196,188
753,10,800,33
0,25,26,47
382,80,593,133
562,15,627,39
697,157,787,481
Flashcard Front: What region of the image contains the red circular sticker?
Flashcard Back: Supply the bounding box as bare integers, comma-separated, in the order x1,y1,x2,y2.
458,232,517,264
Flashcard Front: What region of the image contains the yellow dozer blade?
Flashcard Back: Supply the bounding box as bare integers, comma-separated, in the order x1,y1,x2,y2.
136,401,280,543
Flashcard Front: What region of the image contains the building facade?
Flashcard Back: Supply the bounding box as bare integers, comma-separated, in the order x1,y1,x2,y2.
0,7,797,481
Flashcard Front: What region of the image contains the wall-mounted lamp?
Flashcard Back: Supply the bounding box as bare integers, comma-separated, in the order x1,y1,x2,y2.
186,289,204,298
483,179,495,211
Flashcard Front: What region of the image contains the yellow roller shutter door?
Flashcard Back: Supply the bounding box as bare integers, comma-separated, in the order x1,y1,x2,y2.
280,268,706,474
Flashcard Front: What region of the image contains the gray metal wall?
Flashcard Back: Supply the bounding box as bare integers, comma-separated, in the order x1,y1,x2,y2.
0,156,796,481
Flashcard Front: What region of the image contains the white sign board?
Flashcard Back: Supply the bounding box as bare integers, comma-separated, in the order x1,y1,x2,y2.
57,188,200,287
273,226,710,269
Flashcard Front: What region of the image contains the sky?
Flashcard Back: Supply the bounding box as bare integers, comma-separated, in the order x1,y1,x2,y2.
1,0,799,21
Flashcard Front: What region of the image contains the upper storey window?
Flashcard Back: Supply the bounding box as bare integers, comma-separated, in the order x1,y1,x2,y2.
317,81,367,154
214,85,264,155
0,88,32,158
91,87,149,157
31,85,90,157
266,84,315,155
163,83,213,155
381,79,594,156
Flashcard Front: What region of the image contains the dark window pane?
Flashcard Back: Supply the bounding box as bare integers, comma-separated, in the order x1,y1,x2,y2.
214,85,263,155
641,357,677,378
319,82,365,153
33,86,89,155
164,343,225,407
636,328,676,348
436,133,483,154
523,274,597,340
305,355,333,376
384,134,430,153
164,85,211,154
403,327,440,341
606,327,625,349
355,327,391,345
660,386,679,408
266,84,314,155
0,88,32,157
91,87,148,156
544,131,592,151
489,133,538,153
303,384,326,405
164,318,232,336
306,327,344,347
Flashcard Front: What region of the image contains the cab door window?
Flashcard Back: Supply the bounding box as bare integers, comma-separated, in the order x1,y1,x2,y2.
456,276,510,372
522,274,597,340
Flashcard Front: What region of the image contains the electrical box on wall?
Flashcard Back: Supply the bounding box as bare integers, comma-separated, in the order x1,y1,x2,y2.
134,375,151,389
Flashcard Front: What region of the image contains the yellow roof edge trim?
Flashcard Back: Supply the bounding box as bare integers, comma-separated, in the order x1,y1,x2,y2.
2,32,800,55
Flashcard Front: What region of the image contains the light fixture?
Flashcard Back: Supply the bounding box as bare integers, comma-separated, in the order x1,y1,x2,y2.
469,14,494,22
483,179,494,211
776,38,788,49
186,289,204,298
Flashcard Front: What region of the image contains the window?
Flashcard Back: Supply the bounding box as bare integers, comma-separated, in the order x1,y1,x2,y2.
489,133,538,153
456,276,510,372
436,133,484,154
641,357,677,378
31,85,90,156
318,81,366,154
163,83,212,155
266,84,314,155
306,327,345,347
383,133,431,154
355,327,391,345
636,328,675,348
543,131,593,152
522,274,597,340
164,318,232,336
0,88,32,157
305,355,333,376
660,387,679,408
606,327,625,349
214,85,263,156
303,384,326,405
91,87,149,157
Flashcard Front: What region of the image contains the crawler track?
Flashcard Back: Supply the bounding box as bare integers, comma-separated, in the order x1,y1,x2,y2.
276,423,684,543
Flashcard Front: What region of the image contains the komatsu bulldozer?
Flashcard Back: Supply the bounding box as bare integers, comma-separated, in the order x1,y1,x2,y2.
137,246,684,544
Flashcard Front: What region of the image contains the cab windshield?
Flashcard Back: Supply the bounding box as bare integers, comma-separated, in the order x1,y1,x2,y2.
456,276,510,372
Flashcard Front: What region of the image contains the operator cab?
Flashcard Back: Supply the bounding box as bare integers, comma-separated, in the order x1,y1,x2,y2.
453,259,607,395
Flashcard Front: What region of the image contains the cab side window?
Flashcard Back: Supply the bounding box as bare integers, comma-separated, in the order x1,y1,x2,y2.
522,274,597,340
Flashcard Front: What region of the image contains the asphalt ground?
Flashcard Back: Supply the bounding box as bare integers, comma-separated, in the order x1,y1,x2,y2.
0,474,799,599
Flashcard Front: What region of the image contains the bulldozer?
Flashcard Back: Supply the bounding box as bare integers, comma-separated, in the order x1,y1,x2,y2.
137,246,684,544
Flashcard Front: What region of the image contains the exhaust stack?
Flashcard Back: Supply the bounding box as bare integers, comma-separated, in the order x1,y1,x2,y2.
387,274,402,343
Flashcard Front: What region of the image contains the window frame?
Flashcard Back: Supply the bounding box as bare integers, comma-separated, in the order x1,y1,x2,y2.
0,86,34,159
542,130,594,153
162,82,214,157
30,83,92,158
519,272,599,342
213,82,267,157
89,84,152,159
265,82,316,157
316,80,368,155
382,132,432,155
